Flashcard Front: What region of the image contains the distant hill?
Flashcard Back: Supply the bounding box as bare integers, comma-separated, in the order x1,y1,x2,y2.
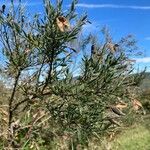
140,72,150,90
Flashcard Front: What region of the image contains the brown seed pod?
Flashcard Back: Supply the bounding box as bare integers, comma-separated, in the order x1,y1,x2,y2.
132,99,143,111
56,16,70,32
108,118,121,126
24,48,30,54
2,5,6,13
115,103,127,110
106,43,119,53
110,106,126,116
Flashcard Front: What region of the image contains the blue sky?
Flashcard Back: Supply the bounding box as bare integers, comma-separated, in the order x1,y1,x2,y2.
0,0,150,70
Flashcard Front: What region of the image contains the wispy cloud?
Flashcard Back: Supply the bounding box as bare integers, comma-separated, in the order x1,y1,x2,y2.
135,57,150,63
145,37,150,41
76,4,150,10
0,1,42,7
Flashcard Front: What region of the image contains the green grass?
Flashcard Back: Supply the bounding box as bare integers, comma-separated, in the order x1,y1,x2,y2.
112,123,150,150
86,117,150,150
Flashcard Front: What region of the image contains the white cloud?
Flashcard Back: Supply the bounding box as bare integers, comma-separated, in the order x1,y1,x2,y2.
76,4,150,10
145,37,150,41
135,57,150,63
0,2,42,7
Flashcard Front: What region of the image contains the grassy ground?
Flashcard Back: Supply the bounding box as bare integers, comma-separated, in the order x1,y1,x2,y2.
111,123,150,150
87,116,150,150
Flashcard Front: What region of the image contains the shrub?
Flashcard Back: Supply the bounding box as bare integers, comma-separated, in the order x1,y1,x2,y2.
0,0,145,149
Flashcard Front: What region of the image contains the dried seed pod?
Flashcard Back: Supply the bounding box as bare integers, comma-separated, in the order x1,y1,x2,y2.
110,106,126,116
2,5,6,13
21,16,24,23
56,16,70,32
108,118,121,126
132,99,143,111
115,103,127,110
24,48,30,54
91,44,96,54
106,43,119,53
7,13,10,18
